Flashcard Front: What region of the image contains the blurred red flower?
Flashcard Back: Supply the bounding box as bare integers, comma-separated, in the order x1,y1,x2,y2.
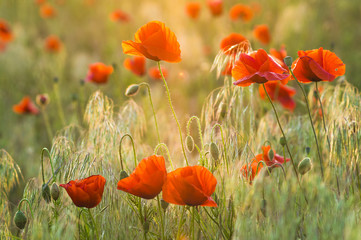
60,175,106,208
220,33,249,55
0,19,13,43
124,56,146,77
148,66,168,80
229,4,253,22
13,96,39,115
253,24,271,45
162,166,217,207
185,2,201,19
259,81,296,111
110,9,130,22
86,62,114,84
207,0,223,17
40,4,56,18
45,35,62,53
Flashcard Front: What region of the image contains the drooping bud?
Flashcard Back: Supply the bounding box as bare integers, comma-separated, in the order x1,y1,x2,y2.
120,170,129,180
210,142,219,161
305,147,311,155
14,210,27,230
36,94,50,107
279,137,286,146
283,56,293,68
160,199,169,211
298,157,312,175
42,183,51,203
51,182,60,201
267,149,274,161
125,84,140,97
185,135,194,152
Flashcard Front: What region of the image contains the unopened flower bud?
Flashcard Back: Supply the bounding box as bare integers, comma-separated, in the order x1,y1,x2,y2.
14,210,27,230
36,94,50,107
298,157,312,175
185,135,194,152
42,183,51,203
210,142,219,161
125,84,140,96
283,56,293,68
279,137,286,146
120,170,129,180
267,149,274,161
305,147,311,155
51,182,60,201
160,199,169,211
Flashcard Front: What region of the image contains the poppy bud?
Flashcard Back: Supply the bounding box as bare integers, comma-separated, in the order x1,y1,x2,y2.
185,135,194,152
283,56,293,68
313,90,319,99
120,170,129,180
267,149,274,161
36,94,50,107
210,142,219,161
160,199,169,211
125,84,140,97
42,183,51,203
51,182,60,201
71,93,78,102
143,220,149,233
298,157,312,175
260,199,267,217
14,210,27,230
53,77,59,83
305,147,311,155
279,137,286,146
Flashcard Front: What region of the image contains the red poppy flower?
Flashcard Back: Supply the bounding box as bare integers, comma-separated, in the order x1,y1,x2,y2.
117,155,167,199
148,66,168,80
109,9,130,22
0,19,13,43
60,175,106,208
207,0,223,17
220,33,249,55
86,62,114,84
259,81,296,111
253,24,271,45
13,96,39,115
45,35,62,53
124,56,146,77
292,47,345,83
232,49,290,87
40,4,56,18
270,45,287,68
122,21,181,63
162,166,217,207
229,4,253,22
241,145,289,182
186,2,201,19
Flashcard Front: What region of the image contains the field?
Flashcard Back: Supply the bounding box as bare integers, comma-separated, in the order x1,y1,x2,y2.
1,0,361,239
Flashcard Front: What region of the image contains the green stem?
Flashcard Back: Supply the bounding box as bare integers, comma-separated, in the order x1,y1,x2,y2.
156,195,164,240
291,70,324,180
186,116,204,151
119,133,137,170
176,207,185,239
53,82,66,126
211,123,229,174
41,106,53,142
191,207,195,240
262,84,308,204
139,82,161,143
315,82,331,150
87,208,99,240
157,61,189,166
154,143,174,171
18,198,34,218
41,148,55,184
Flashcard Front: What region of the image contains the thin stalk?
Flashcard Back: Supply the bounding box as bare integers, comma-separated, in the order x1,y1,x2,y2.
262,84,308,204
211,124,229,174
41,148,55,183
191,207,195,240
156,195,164,240
154,143,174,170
18,198,34,218
87,208,99,240
186,116,204,151
158,61,189,166
119,133,137,170
176,207,186,239
53,82,66,126
315,82,331,150
41,106,53,142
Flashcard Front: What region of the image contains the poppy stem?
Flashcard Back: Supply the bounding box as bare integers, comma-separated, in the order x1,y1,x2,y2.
119,133,137,170
18,198,34,218
262,84,308,204
291,72,325,180
41,147,55,184
211,123,229,175
53,81,66,126
176,207,186,239
154,143,174,171
40,106,53,142
139,82,161,143
191,207,195,240
156,195,164,240
87,208,99,240
315,82,331,150
157,61,189,166
186,116,204,151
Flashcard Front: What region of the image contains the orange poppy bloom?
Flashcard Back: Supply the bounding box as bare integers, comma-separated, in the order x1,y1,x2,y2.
241,145,289,182
207,0,223,17
229,4,253,22
270,45,287,68
220,33,249,55
185,2,201,19
13,96,39,115
109,9,130,22
124,56,146,77
0,19,13,43
148,66,168,80
259,81,296,111
162,166,217,207
60,175,106,208
45,35,62,53
117,155,167,199
40,4,56,18
232,49,289,87
122,21,181,63
292,47,345,83
86,62,114,84
253,24,271,45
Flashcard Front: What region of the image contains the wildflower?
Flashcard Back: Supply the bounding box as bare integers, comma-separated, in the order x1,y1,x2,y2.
117,155,167,199
232,49,289,87
122,21,181,63
220,33,249,55
270,45,288,69
13,96,39,115
229,4,253,22
241,145,289,182
0,19,13,43
123,56,146,76
110,9,130,22
292,47,345,83
36,93,50,107
44,35,62,53
259,81,296,111
148,66,168,80
185,2,201,19
162,166,217,207
207,0,223,17
253,24,271,45
60,175,106,208
86,62,114,84
40,4,56,18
